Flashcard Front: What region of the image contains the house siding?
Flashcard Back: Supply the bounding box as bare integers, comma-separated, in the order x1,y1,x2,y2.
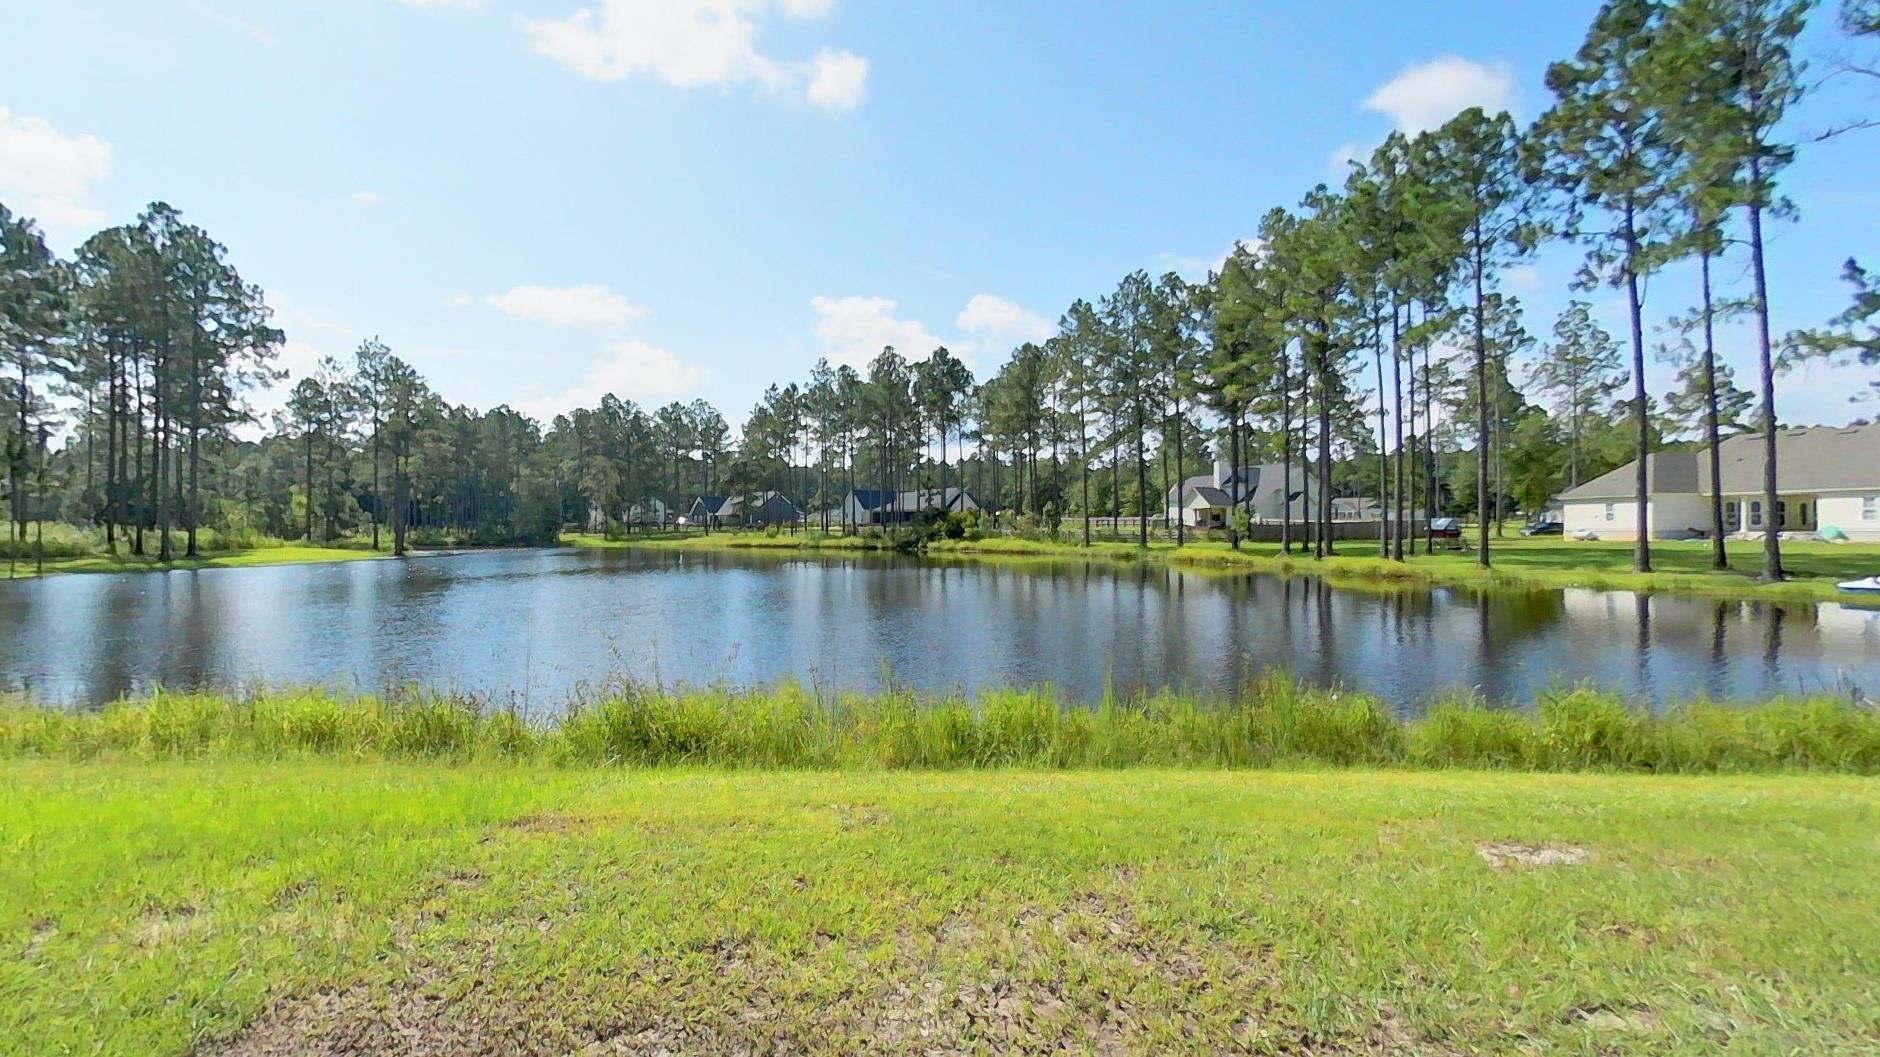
1563,495,1709,540
1818,492,1880,541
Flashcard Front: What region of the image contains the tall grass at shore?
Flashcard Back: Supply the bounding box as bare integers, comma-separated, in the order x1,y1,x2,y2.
4,676,1875,773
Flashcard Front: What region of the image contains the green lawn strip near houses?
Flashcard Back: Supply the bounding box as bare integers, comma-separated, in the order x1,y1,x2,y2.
566,530,891,553
927,535,1880,604
2,761,1874,1055
3,544,393,579
570,527,1880,604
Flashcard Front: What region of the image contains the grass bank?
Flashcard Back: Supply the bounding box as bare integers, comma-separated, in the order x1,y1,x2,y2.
3,760,1874,1055
0,523,401,579
566,529,891,552
3,544,393,579
935,534,1880,604
5,679,1876,774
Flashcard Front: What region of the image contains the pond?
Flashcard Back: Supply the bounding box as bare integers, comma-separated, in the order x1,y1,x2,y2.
2,548,1877,711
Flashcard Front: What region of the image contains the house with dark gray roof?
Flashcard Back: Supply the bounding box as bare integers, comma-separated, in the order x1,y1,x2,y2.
1558,424,1880,540
686,491,800,527
1164,461,1315,528
837,486,979,526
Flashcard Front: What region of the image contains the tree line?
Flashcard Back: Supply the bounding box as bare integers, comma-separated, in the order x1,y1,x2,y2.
3,0,1874,574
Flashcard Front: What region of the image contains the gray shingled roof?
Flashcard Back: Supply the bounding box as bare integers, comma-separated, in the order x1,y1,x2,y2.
1166,463,1301,505
1560,425,1880,500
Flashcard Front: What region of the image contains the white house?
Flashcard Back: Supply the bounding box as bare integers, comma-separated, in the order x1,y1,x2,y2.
1559,424,1880,541
1164,461,1315,528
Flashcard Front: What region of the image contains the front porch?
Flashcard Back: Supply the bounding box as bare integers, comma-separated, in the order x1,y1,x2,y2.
1723,494,1817,535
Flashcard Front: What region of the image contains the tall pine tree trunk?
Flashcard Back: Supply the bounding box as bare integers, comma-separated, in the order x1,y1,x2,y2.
1700,252,1728,570
1391,302,1405,561
1748,162,1783,581
1473,223,1491,569
1624,200,1652,574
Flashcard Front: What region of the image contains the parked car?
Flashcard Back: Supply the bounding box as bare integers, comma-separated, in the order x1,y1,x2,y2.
1521,520,1564,537
1428,517,1462,539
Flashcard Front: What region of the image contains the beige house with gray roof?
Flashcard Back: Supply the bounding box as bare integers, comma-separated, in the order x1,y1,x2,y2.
1559,424,1880,541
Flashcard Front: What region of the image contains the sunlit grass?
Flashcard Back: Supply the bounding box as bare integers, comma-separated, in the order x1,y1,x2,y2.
924,533,1880,603
566,530,890,551
3,759,1875,1055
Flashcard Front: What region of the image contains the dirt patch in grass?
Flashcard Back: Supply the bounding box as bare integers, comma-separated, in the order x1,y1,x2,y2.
135,904,205,947
496,811,618,836
204,882,1458,1056
1476,841,1590,869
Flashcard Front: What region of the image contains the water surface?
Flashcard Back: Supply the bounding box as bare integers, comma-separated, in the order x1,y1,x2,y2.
2,548,1875,711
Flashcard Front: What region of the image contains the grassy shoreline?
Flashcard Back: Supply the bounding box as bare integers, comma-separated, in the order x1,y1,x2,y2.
5,759,1875,1055
571,529,1880,604
7,680,1876,774
1,544,395,579
17,528,1874,606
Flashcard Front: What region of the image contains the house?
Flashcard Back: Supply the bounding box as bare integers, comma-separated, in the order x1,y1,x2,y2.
838,486,980,526
1559,424,1880,541
1164,461,1314,528
1331,497,1381,521
740,491,801,527
686,495,734,526
625,496,668,527
686,491,801,528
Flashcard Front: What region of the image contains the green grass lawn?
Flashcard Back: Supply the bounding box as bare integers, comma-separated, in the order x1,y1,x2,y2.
566,529,891,552
2,544,391,579
929,534,1880,604
3,761,1874,1056
575,526,1880,604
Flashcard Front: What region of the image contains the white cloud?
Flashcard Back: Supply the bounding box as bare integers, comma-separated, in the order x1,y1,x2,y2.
519,339,707,419
1325,140,1361,177
1362,56,1516,133
350,189,385,206
0,106,113,235
956,293,1052,348
809,295,948,369
805,48,868,109
484,284,647,327
1505,264,1542,292
809,292,1054,372
392,0,481,7
520,0,868,109
1155,239,1261,281
189,4,278,45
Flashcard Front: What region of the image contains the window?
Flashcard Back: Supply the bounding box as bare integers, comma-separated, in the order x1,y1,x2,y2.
1865,495,1878,522
1725,502,1740,529
1750,501,1763,528
1604,502,1615,523
1777,501,1788,528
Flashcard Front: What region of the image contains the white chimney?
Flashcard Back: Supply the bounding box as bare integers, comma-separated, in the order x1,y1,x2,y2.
1213,459,1233,487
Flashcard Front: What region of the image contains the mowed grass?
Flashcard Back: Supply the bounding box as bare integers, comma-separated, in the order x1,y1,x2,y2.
3,544,391,579
934,534,1880,604
567,529,890,552
1,761,1874,1056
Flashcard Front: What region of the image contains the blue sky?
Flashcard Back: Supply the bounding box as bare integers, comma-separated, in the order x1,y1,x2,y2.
5,1,1876,430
